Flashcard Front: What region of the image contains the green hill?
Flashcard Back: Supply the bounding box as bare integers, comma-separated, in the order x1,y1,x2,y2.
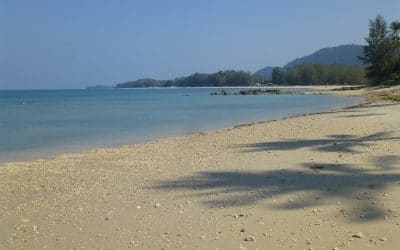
255,44,364,79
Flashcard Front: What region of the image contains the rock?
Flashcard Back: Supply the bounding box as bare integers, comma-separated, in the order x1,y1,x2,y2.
379,237,387,241
210,89,300,96
244,236,256,242
240,228,246,232
352,232,364,238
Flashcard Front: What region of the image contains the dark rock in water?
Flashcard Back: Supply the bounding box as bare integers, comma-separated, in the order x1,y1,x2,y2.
237,89,281,95
210,90,228,95
332,85,366,91
211,89,302,96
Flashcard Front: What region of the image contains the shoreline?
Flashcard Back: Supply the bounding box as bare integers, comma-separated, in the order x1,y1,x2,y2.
0,105,357,165
1,87,399,249
0,90,360,165
115,85,356,90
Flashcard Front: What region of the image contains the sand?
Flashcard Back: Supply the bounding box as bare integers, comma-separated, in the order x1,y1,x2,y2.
0,88,399,249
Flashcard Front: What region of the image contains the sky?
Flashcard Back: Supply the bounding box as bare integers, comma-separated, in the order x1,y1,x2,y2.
1,0,399,89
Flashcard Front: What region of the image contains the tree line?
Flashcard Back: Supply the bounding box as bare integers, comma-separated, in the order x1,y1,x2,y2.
117,14,399,88
270,15,400,86
165,70,265,87
117,70,265,88
270,64,367,85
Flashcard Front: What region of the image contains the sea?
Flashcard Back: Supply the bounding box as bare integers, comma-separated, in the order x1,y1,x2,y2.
0,88,359,162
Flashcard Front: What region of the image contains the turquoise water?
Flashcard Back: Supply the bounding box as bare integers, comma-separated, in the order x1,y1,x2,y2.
0,88,359,162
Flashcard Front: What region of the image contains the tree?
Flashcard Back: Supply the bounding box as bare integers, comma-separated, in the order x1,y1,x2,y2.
271,67,285,84
390,21,400,55
360,15,394,85
389,21,400,83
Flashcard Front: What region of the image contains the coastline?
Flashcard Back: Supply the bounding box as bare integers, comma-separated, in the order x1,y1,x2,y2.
0,88,359,164
115,85,352,90
1,87,399,249
0,101,359,165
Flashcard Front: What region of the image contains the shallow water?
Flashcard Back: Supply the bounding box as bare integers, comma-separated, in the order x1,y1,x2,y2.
0,88,359,162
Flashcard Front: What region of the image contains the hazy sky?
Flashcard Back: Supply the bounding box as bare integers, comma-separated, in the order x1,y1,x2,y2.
1,0,399,89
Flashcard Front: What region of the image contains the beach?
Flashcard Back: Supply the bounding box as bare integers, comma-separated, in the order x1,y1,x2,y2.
0,88,399,249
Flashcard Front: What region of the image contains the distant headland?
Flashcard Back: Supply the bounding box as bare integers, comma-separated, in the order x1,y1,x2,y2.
109,44,367,89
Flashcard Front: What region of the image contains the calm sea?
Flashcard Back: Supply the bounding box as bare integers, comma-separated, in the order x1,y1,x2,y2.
0,88,359,162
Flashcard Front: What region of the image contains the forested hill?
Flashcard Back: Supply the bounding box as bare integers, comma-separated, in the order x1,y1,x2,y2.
255,44,364,79
285,44,364,68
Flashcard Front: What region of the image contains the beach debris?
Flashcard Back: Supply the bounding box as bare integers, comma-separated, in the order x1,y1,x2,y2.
352,232,364,238
154,202,161,208
309,165,325,171
240,228,246,232
379,237,388,241
21,218,30,223
244,236,256,242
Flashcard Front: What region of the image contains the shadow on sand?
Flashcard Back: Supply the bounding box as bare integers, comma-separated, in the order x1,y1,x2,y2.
154,132,400,222
238,132,400,153
337,113,385,118
154,160,400,222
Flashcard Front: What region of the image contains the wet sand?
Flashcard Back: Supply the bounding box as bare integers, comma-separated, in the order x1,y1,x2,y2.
0,88,399,249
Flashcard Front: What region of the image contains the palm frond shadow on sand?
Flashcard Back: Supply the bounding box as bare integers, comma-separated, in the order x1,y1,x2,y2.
154,132,400,222
238,132,400,153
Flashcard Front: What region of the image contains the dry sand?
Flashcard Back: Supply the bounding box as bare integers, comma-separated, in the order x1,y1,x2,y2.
0,88,400,249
